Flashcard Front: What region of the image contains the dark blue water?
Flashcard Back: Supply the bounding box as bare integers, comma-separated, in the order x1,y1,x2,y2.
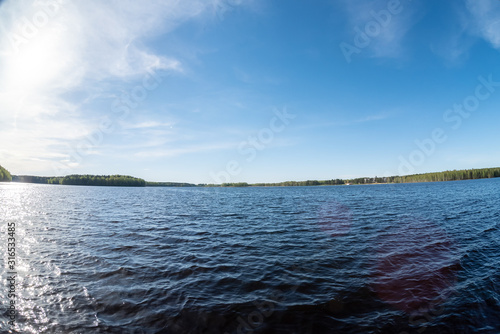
1,179,499,333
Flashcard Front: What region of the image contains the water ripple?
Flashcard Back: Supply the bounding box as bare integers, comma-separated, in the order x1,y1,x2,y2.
0,180,499,333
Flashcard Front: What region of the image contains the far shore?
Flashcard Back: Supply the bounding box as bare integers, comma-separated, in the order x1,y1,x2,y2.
1,166,499,188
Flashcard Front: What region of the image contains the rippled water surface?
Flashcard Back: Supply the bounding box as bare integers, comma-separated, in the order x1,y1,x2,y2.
1,179,500,333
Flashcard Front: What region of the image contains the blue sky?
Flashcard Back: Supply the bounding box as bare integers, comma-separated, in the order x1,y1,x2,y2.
1,0,500,183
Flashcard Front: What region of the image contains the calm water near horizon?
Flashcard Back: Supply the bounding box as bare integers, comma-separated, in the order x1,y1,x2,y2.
1,179,499,333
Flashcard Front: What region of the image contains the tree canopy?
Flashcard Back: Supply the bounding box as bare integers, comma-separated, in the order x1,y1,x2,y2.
347,167,500,184
146,181,197,187
0,165,12,182
4,166,500,187
61,174,146,187
12,175,59,184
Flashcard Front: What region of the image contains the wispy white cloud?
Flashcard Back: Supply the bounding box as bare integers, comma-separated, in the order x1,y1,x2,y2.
132,136,295,159
427,3,472,65
121,121,175,130
432,0,500,65
338,0,419,59
134,142,237,158
299,112,391,131
465,0,500,49
0,0,248,174
353,113,390,123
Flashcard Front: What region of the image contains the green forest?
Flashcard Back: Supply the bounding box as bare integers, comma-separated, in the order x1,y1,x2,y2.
146,181,197,187
347,167,500,185
250,179,346,187
12,175,60,184
225,167,500,187
0,165,12,182
2,165,500,187
11,174,145,186
60,175,146,187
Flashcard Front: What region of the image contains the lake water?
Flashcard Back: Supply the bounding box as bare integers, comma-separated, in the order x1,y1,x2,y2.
1,179,499,333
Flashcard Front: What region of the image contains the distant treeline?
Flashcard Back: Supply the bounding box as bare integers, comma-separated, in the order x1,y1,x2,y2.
4,166,500,187
0,165,12,182
12,175,61,184
222,182,250,187
252,179,345,187
343,167,500,185
215,168,500,187
60,175,146,187
384,167,500,184
146,181,197,187
13,174,146,186
200,180,346,187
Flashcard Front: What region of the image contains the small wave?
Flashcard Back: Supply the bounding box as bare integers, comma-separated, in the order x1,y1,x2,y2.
96,266,136,279
481,223,499,234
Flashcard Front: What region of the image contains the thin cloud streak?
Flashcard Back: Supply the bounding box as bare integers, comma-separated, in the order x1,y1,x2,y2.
121,121,175,130
134,142,238,158
297,112,391,131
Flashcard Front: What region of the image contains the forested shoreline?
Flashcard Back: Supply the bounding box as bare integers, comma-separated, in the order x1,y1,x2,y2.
146,181,197,187
11,174,146,187
0,165,12,182
213,167,500,187
1,166,500,187
348,167,500,185
60,175,146,187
